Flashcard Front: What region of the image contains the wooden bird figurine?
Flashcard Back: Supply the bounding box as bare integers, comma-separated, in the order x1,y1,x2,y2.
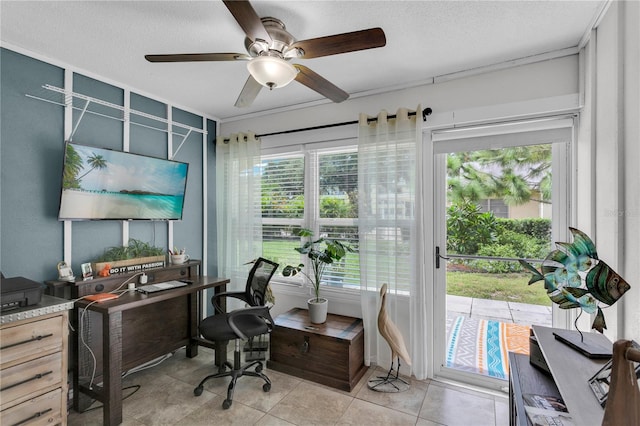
369,283,411,391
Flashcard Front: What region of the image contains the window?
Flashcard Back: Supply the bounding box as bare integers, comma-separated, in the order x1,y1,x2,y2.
478,198,509,218
261,155,304,270
261,146,360,290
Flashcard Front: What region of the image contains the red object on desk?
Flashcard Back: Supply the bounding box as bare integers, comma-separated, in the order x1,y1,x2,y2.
97,264,111,277
84,293,118,302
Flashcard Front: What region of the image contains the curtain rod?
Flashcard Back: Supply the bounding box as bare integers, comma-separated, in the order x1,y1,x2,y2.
219,107,432,144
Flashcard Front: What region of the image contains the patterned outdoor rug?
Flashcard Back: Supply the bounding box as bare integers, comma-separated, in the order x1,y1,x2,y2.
445,315,530,380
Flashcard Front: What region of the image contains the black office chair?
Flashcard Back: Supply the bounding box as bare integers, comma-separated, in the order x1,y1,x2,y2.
211,257,279,314
214,258,279,360
194,258,279,409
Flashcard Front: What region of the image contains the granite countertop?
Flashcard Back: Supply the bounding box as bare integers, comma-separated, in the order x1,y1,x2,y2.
1,294,74,325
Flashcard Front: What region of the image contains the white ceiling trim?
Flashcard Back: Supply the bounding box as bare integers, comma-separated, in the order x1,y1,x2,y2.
578,0,613,49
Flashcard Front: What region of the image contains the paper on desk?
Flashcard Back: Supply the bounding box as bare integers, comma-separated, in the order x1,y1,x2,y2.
525,406,575,426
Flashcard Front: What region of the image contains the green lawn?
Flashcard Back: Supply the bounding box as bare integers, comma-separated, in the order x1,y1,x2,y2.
446,271,551,306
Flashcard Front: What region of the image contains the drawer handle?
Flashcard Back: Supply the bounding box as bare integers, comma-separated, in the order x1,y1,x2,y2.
0,333,54,350
0,370,53,392
300,336,309,353
11,408,53,426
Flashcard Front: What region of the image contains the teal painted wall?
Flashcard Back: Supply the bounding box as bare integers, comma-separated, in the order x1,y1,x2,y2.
1,49,65,280
171,107,204,262
0,47,215,283
69,74,125,263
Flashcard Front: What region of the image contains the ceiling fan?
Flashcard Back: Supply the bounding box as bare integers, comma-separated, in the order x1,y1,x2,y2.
145,0,386,107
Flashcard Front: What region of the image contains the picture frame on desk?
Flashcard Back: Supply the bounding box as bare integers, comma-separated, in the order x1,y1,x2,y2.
81,263,93,280
588,340,640,407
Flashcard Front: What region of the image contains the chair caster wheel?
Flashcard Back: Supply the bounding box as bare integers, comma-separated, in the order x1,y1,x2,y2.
222,399,232,409
255,364,263,373
194,386,203,397
263,383,271,392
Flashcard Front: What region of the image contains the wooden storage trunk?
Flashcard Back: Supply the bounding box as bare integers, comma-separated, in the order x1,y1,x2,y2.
267,308,367,391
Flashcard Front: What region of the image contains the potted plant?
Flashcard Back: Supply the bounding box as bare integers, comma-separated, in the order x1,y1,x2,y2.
282,228,357,323
92,238,166,275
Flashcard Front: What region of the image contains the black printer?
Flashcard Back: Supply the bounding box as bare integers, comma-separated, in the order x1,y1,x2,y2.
0,274,45,311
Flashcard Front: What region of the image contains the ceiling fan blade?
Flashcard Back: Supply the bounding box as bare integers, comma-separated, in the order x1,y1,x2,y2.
293,65,348,103
235,75,263,108
223,0,272,43
145,53,250,63
290,28,386,59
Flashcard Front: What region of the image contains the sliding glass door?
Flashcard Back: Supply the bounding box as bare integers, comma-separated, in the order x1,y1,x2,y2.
431,117,574,388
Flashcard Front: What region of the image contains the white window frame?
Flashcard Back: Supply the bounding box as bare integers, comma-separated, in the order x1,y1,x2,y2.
261,136,361,296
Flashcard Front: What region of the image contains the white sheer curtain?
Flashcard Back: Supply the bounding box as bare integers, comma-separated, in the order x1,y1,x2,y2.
216,132,263,302
358,107,428,380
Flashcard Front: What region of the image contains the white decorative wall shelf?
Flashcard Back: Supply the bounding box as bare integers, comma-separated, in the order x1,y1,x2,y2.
26,84,207,159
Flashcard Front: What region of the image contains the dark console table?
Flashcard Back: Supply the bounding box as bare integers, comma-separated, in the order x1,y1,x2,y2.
46,261,229,426
509,325,610,426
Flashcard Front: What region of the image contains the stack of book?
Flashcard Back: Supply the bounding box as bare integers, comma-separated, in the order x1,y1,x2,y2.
523,393,575,426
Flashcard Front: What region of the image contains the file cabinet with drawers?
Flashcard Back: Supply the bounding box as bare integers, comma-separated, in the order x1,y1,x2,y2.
1,296,73,426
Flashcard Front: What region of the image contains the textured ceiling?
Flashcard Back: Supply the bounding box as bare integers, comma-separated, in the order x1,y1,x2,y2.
1,1,605,121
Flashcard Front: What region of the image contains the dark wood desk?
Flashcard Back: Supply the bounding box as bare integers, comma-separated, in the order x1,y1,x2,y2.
73,276,229,426
509,325,609,426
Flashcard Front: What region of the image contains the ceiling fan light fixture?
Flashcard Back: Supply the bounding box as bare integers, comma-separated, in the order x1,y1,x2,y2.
247,56,297,89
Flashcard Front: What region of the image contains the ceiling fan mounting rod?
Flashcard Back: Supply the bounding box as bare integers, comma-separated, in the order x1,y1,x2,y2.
245,16,300,59
258,50,286,60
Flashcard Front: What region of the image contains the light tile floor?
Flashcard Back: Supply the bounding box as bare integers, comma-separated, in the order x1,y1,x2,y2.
68,345,510,426
69,296,544,425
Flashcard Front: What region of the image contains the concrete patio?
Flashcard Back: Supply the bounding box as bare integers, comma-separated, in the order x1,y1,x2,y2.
447,294,552,327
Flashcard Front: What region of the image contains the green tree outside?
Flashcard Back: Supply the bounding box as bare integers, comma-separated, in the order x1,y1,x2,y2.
447,144,552,207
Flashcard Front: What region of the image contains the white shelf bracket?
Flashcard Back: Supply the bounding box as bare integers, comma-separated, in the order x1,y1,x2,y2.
70,98,91,141
171,129,192,160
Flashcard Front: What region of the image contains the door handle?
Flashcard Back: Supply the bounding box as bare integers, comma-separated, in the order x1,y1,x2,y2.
435,246,450,269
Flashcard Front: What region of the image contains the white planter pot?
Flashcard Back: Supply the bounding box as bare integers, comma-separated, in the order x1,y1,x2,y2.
307,297,328,324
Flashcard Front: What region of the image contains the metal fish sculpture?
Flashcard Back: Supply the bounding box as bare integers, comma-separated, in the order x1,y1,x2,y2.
519,227,630,333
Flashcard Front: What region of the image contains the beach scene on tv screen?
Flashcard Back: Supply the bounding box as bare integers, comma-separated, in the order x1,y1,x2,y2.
59,143,188,220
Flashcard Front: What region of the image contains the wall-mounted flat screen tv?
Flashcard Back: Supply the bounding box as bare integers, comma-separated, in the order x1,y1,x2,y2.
58,142,188,221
